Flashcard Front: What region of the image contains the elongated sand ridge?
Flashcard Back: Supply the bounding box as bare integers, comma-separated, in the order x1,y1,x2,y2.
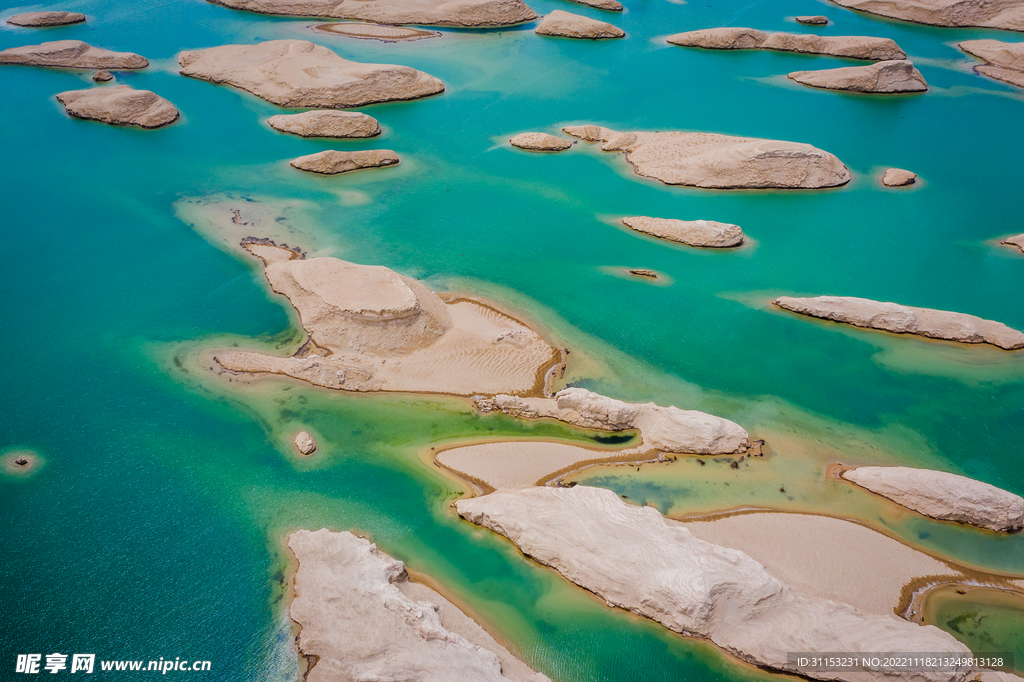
773,295,1024,350
7,11,85,27
456,486,972,682
290,149,399,174
622,216,743,248
535,10,624,38
214,244,559,395
0,40,148,69
841,466,1024,532
56,85,179,128
959,40,1024,89
312,22,441,41
268,110,380,138
830,0,1024,31
204,0,538,27
178,40,444,108
509,132,572,151
788,60,928,93
563,124,851,189
289,530,550,682
666,27,905,60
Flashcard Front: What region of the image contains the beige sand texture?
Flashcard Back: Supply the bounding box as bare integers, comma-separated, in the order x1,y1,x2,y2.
666,27,905,60
7,11,85,26
567,0,622,11
0,40,148,69
56,85,179,128
535,10,624,38
788,60,928,93
1002,234,1024,253
205,0,538,27
831,0,1024,31
313,23,441,41
882,168,917,186
622,216,743,247
290,149,399,174
960,40,1024,89
268,110,380,138
509,132,572,151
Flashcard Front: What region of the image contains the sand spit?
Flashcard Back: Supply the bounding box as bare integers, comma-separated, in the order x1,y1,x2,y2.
841,466,1024,532
288,530,550,682
290,149,399,175
960,40,1024,89
456,486,972,682
563,124,850,189
535,10,624,38
7,11,85,27
0,40,148,69
622,216,743,248
294,431,317,455
205,0,538,27
268,110,380,138
509,132,572,151
214,249,559,396
666,27,905,60
796,15,829,24
178,40,444,108
773,295,1024,350
830,0,1024,31
56,86,179,128
313,22,441,41
788,60,928,93
882,168,917,186
1002,234,1024,253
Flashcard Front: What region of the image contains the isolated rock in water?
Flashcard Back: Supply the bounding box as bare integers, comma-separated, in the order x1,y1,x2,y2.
0,40,148,69
290,150,399,175
568,0,623,10
623,216,743,248
313,23,440,41
510,132,572,151
535,10,624,38
830,0,1024,31
562,125,850,189
1002,234,1024,253
796,15,829,24
842,466,1024,532
666,27,905,60
268,110,380,138
56,86,179,128
788,60,928,93
7,11,86,27
882,168,917,186
92,70,113,82
178,40,444,108
960,39,1024,88
456,486,971,682
773,295,1024,350
289,530,551,682
205,0,538,27
293,431,317,455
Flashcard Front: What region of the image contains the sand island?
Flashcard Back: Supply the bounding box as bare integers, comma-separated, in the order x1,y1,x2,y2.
788,60,928,94
312,23,441,42
829,0,1024,31
622,216,744,248
203,0,538,27
7,11,85,27
0,40,148,69
268,111,381,138
535,10,625,39
666,28,906,60
959,40,1024,89
56,86,179,129
289,150,400,175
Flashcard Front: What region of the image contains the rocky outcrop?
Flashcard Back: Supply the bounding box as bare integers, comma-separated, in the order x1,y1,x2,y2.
205,0,538,27
568,0,622,10
268,110,380,138
0,40,148,69
56,86,179,128
789,60,928,93
774,296,1024,350
830,0,1024,32
7,11,85,27
562,125,850,189
666,28,905,60
959,39,1024,89
294,431,317,455
178,40,444,108
841,466,1024,532
313,23,441,41
882,168,917,186
622,216,743,248
290,150,399,175
455,486,972,682
509,132,572,151
1002,234,1024,253
535,10,624,39
475,387,750,454
796,15,829,24
92,70,113,82
288,529,550,682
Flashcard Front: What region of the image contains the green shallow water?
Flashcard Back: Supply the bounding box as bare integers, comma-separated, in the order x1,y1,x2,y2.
2,0,1024,678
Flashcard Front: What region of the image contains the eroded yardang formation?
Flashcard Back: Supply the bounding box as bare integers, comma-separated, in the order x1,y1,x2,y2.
290,150,399,174
959,39,1024,89
205,0,538,27
56,85,179,129
788,60,928,93
563,125,850,189
289,530,550,682
0,40,148,69
666,28,905,60
269,110,380,138
774,296,1024,350
830,0,1024,32
510,132,572,151
456,486,971,682
622,216,743,248
7,11,85,27
535,10,624,39
178,40,444,108
841,466,1024,532
313,23,441,41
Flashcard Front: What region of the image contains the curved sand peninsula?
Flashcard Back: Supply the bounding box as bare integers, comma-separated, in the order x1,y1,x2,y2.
830,0,1024,32
841,466,1024,532
204,0,538,27
7,11,85,27
56,86,179,129
666,28,905,61
622,216,743,248
562,125,850,189
290,149,399,174
268,110,380,138
214,244,559,395
773,295,1024,350
959,40,1024,89
456,486,972,682
313,23,441,41
178,40,444,108
882,168,917,186
788,60,928,93
509,132,571,151
289,530,550,682
535,10,624,38
0,40,148,69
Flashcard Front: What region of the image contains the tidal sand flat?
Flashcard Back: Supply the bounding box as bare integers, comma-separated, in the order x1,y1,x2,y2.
7,11,85,27
56,86,179,129
204,0,538,27
959,40,1024,89
788,60,928,93
509,132,572,151
268,111,380,138
621,216,743,248
535,10,624,39
0,40,148,69
312,23,441,42
830,0,1024,31
178,40,444,108
666,28,905,60
290,150,400,175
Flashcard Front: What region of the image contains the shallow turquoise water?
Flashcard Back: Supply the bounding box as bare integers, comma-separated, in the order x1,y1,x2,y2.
2,0,1023,678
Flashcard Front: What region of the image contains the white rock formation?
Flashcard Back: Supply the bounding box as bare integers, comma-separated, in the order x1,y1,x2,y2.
178,40,444,108
796,15,829,24
1002,234,1024,253
0,40,148,69
882,168,917,186
294,431,317,455
290,149,399,174
773,296,1024,350
959,39,1024,89
622,216,743,248
666,27,905,60
205,0,538,26
562,124,850,189
535,10,624,39
509,132,572,151
7,11,85,27
788,60,928,93
56,85,179,128
455,486,972,682
268,110,380,138
841,466,1024,532
288,529,550,682
830,0,1024,31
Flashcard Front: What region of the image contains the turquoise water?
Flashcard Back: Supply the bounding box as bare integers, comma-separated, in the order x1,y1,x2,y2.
2,0,1024,678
